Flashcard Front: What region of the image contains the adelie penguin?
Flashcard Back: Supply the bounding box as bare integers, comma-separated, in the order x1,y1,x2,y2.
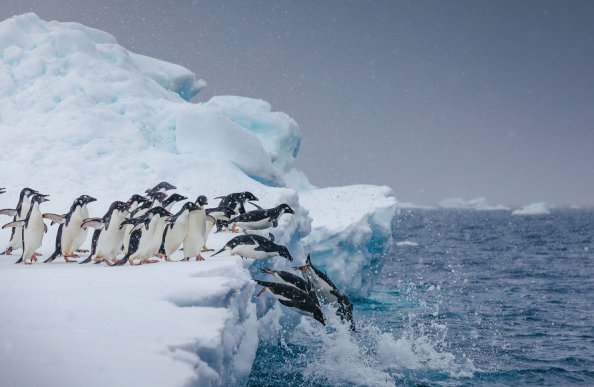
211,232,293,261
204,206,235,249
159,201,201,261
214,191,259,231
226,203,295,232
2,194,65,264
181,195,208,261
145,181,176,197
78,201,130,264
256,279,325,326
0,187,5,194
260,267,313,295
44,195,97,263
111,206,172,266
0,187,39,256
295,254,355,331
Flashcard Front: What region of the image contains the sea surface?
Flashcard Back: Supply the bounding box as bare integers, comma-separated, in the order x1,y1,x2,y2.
247,209,594,386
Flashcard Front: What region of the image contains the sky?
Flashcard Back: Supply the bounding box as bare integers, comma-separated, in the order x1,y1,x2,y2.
2,0,594,206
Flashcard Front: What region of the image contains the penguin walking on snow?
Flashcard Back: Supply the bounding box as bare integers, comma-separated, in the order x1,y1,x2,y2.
44,195,97,263
295,254,355,331
181,195,208,261
112,206,172,266
159,201,201,261
2,194,65,264
211,232,293,261
227,203,295,232
0,187,39,255
78,201,130,264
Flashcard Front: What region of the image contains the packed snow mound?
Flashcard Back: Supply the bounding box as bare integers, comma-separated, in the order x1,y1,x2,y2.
438,197,509,211
512,202,552,216
300,185,397,297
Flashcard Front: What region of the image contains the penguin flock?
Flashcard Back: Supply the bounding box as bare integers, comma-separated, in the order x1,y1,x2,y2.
0,183,355,330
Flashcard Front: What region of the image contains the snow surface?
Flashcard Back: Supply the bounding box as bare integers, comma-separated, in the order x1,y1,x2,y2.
511,202,552,216
0,13,397,386
438,197,509,211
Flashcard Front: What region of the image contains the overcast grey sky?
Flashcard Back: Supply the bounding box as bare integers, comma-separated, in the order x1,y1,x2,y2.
3,0,594,206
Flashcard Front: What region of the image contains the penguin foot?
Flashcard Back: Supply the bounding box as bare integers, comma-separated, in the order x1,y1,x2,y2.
181,257,190,261
64,256,78,263
195,255,205,261
141,258,158,264
76,249,89,253
33,252,42,257
30,255,38,263
201,247,214,252
0,247,12,255
129,260,140,266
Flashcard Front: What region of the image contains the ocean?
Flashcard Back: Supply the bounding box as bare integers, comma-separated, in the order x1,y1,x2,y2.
247,209,594,386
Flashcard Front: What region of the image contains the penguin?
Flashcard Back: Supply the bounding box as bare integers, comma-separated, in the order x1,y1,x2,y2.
161,193,187,211
255,279,325,326
78,201,130,264
2,194,65,264
145,181,176,197
123,192,169,252
227,203,295,232
1,187,39,255
125,194,150,212
0,187,5,194
203,206,235,248
44,195,97,263
159,201,201,261
214,191,259,232
181,195,208,261
211,232,293,261
111,206,172,266
295,254,355,331
260,267,313,294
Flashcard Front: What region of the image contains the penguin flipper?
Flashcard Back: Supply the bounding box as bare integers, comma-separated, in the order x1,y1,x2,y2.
0,209,17,216
43,213,66,224
247,201,264,210
2,220,25,229
82,218,104,229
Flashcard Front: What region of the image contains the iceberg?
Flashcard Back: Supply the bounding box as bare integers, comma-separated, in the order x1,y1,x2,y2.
438,197,509,211
0,13,396,385
511,202,552,216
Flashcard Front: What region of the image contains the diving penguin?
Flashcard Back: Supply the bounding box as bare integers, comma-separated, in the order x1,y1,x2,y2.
211,232,293,261
227,203,295,232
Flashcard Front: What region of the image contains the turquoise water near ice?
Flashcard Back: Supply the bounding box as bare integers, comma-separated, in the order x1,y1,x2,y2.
248,209,594,386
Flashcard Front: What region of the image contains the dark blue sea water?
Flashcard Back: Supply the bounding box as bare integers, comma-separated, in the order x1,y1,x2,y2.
248,209,594,386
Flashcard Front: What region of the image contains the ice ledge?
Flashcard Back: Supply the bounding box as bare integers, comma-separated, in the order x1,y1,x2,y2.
0,256,257,387
299,185,398,297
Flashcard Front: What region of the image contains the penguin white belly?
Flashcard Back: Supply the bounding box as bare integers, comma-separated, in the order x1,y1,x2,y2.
6,200,32,252
305,272,338,303
234,218,273,230
61,208,89,253
146,220,168,258
21,209,45,262
96,216,127,260
231,244,275,260
184,210,206,257
165,216,189,257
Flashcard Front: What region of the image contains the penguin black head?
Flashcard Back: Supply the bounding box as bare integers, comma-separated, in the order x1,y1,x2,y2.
183,202,201,211
146,181,176,194
279,203,295,214
243,192,258,201
195,195,208,206
150,206,173,218
112,201,130,213
21,187,39,198
165,193,187,204
31,194,50,204
76,195,97,206
127,194,150,206
152,192,168,203
277,245,293,262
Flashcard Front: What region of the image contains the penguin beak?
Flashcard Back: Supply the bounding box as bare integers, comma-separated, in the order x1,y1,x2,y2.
256,287,268,297
88,196,97,203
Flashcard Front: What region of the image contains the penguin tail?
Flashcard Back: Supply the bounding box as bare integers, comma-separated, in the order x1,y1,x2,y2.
211,246,226,257
43,250,60,263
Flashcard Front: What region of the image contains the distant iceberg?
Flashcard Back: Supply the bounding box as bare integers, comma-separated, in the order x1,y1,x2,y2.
511,202,552,216
0,13,397,386
438,197,509,211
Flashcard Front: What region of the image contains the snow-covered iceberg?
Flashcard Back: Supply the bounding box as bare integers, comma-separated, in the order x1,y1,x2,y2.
511,202,552,216
0,13,397,386
438,197,509,211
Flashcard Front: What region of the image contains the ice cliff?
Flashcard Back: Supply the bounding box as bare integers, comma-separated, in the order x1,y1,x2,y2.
0,13,397,386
